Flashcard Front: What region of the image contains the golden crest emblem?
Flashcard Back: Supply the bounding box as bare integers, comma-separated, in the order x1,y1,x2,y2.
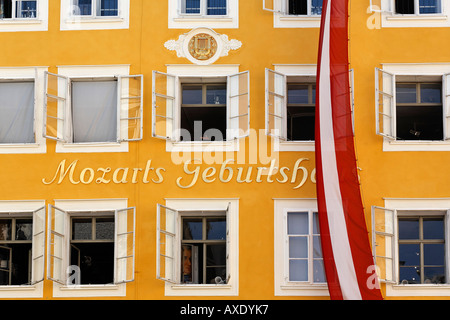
188,33,218,61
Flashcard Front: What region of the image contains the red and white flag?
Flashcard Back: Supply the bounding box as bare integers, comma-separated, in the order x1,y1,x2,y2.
315,0,383,300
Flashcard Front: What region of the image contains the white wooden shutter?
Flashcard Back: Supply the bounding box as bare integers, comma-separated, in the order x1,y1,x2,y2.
263,0,284,13
152,71,177,141
30,206,46,285
156,204,178,284
443,73,450,140
266,68,287,140
44,72,70,142
371,206,396,284
118,75,143,142
47,205,68,285
228,71,250,140
375,68,396,140
114,207,136,284
369,0,393,13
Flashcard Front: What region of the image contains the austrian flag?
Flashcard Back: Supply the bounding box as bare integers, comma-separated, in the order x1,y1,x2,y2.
315,0,383,300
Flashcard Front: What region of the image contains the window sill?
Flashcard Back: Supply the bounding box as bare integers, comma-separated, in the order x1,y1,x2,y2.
53,282,126,298
383,139,450,152
64,17,124,24
0,18,42,24
0,142,46,154
386,14,447,21
174,16,232,22
275,140,315,152
166,139,239,153
387,283,450,297
275,284,328,296
165,283,237,296
0,282,43,298
279,15,321,21
56,141,128,153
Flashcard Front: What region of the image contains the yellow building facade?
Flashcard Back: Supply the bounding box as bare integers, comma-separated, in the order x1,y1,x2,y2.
0,0,449,301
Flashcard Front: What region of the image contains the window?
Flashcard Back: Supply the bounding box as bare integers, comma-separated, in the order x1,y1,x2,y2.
0,208,45,287
61,0,129,30
181,0,227,16
47,201,135,292
287,0,322,15
0,0,37,19
395,0,441,15
71,0,118,17
44,69,143,148
263,0,322,28
274,199,328,296
70,215,115,285
372,203,450,295
168,0,238,29
375,68,450,143
156,199,238,296
0,80,35,144
152,68,249,144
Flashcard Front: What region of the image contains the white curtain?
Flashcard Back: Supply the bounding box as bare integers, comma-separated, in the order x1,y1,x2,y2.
71,80,117,143
0,81,35,144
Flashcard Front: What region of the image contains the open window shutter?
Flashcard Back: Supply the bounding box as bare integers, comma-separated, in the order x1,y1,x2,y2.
375,68,396,140
228,71,250,140
263,0,283,13
443,73,450,140
114,207,136,284
225,202,231,284
156,204,178,284
349,69,355,134
47,205,68,285
152,71,177,141
266,68,287,140
369,0,393,13
371,206,396,284
118,75,144,142
44,72,69,142
30,206,45,285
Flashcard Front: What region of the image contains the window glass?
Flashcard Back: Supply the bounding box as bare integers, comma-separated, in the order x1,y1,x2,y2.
96,217,114,240
0,220,11,241
419,0,441,14
15,219,32,240
16,0,37,18
206,217,226,240
420,83,441,103
182,86,203,105
76,0,92,15
289,260,308,281
288,84,309,104
72,218,92,240
288,212,308,235
396,84,417,104
183,218,203,240
311,0,322,15
207,0,226,15
206,85,226,105
289,237,307,258
99,0,118,16
399,218,419,239
0,81,35,144
185,0,200,14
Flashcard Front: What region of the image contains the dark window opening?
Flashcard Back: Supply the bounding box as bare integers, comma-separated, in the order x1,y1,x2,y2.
395,0,415,14
287,83,316,141
288,0,307,15
0,1,12,19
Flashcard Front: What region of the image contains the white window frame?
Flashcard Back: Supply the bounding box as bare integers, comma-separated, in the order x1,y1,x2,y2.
372,0,449,28
373,198,450,297
375,63,450,151
152,64,249,153
60,0,129,30
47,198,134,298
0,67,46,154
0,200,45,299
263,0,322,28
0,0,47,32
168,0,238,29
44,65,143,153
274,199,328,296
157,198,239,296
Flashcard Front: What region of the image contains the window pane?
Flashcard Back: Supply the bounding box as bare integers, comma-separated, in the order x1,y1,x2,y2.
288,84,309,104
95,217,114,240
313,212,320,234
207,0,226,15
99,0,118,16
289,260,308,281
185,0,200,14
313,235,322,258
289,237,307,259
423,218,444,240
72,80,118,143
0,81,35,144
206,85,226,105
311,0,323,15
399,266,420,284
398,218,419,239
206,266,226,284
424,267,445,284
72,218,92,240
396,84,417,103
287,212,308,235
395,0,415,14
399,243,420,266
182,86,203,104
419,0,441,14
183,218,202,240
313,260,326,282
16,0,37,18
76,0,92,15
15,219,33,240
206,244,226,266
206,217,226,240
420,83,442,103
0,220,11,241
288,0,307,15
424,243,445,266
